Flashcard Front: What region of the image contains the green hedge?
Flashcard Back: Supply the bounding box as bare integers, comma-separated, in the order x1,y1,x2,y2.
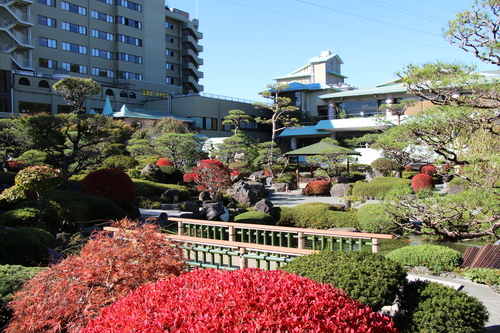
0,227,51,266
233,211,276,225
133,179,191,200
275,202,359,229
281,250,407,312
352,177,411,198
386,244,462,272
395,280,488,333
465,268,500,288
357,203,401,234
0,207,38,228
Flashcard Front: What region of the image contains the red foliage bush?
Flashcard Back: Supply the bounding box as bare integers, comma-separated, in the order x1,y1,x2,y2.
182,172,199,183
419,164,437,175
82,168,136,205
411,173,435,192
6,160,27,172
230,170,241,177
304,180,331,196
6,219,186,333
404,165,414,172
83,268,398,333
193,159,231,197
156,157,174,166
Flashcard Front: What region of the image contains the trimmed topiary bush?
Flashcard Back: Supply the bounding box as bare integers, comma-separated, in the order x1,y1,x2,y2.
282,250,407,312
411,173,435,192
418,164,437,175
395,280,488,333
234,211,276,225
275,202,359,229
102,155,139,171
0,207,38,228
304,180,331,196
371,158,402,177
0,227,51,266
386,244,462,272
82,269,399,333
352,177,411,198
357,203,401,234
159,165,183,184
82,168,136,205
402,171,418,179
133,179,192,200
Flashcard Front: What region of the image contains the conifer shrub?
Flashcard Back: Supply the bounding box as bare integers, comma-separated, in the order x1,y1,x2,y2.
5,219,186,333
352,177,411,198
0,227,51,266
102,155,138,171
411,173,435,192
282,250,407,312
304,179,331,196
233,211,276,225
395,280,488,333
82,268,399,333
82,168,136,205
357,203,401,234
0,265,44,330
159,165,183,184
386,244,461,272
370,158,402,176
0,207,38,228
133,179,192,200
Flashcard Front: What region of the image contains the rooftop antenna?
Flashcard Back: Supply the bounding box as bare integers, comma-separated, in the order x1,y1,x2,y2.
196,0,199,19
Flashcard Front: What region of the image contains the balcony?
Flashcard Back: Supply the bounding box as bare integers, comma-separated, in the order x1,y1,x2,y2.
0,2,33,26
181,48,203,66
181,34,203,53
182,62,203,80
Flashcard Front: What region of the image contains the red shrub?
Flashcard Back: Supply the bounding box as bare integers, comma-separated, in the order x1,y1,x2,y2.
411,173,435,192
193,159,231,199
182,172,199,183
6,219,186,333
230,170,241,177
6,160,27,172
304,179,331,196
82,168,136,205
404,165,414,172
419,164,437,175
156,157,174,166
83,269,398,333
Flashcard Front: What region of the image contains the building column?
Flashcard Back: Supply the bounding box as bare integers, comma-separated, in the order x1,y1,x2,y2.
328,99,335,119
290,136,297,150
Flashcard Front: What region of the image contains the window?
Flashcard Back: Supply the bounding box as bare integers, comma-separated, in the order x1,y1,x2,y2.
116,0,142,12
116,71,143,80
166,36,174,43
141,90,153,96
62,62,88,74
116,34,142,46
120,90,127,98
156,92,169,98
39,80,50,88
92,10,113,23
92,29,114,41
190,117,217,130
39,37,57,48
116,52,142,64
38,15,57,27
92,48,114,59
92,68,114,78
166,22,174,29
61,1,86,15
116,16,142,29
39,58,57,69
38,0,55,6
165,63,174,70
166,49,174,57
62,22,87,34
105,89,114,96
129,92,136,99
18,77,30,86
165,77,175,84
98,0,113,3
62,42,87,54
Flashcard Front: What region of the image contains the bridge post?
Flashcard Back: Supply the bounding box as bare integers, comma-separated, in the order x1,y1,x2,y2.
228,226,235,242
177,221,184,236
371,238,380,253
239,247,247,268
297,232,305,249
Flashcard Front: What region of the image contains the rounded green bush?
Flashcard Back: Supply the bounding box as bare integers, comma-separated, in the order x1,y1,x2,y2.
159,166,183,184
234,211,276,225
395,280,488,333
352,177,411,198
133,179,192,200
273,206,294,226
357,203,401,234
371,158,402,176
102,155,139,171
386,244,462,272
0,207,38,228
281,250,407,312
276,202,359,229
0,227,50,266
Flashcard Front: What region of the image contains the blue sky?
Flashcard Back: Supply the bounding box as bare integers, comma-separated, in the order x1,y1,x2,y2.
171,0,496,102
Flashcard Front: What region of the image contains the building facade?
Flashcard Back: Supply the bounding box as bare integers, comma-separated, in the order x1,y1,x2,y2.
0,0,203,114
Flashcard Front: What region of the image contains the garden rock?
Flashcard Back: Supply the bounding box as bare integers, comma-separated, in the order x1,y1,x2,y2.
182,200,200,213
141,164,165,183
199,190,212,202
448,184,466,195
270,183,288,192
330,184,351,197
161,189,179,203
248,171,264,181
203,202,228,221
265,177,274,186
229,181,259,206
254,199,274,216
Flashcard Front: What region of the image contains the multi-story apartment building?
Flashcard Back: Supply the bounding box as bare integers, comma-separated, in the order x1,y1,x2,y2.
0,0,203,114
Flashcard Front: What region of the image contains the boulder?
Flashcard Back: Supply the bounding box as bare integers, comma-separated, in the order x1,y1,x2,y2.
254,199,274,216
330,184,351,197
229,181,259,206
270,183,288,192
141,164,166,183
203,202,228,221
248,171,264,181
199,190,212,202
182,200,200,213
247,182,266,198
161,188,179,203
448,184,466,195
265,177,274,187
